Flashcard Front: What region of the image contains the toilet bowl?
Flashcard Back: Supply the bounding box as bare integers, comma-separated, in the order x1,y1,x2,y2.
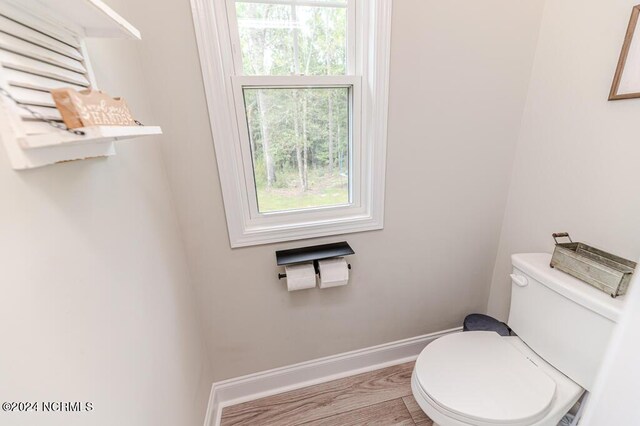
411,253,625,426
411,331,583,426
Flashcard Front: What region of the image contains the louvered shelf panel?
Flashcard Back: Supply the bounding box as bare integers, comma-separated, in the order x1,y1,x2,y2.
0,0,160,170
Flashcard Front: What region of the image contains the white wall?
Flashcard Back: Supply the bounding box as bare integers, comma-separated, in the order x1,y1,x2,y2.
0,13,212,426
124,0,544,381
488,0,640,320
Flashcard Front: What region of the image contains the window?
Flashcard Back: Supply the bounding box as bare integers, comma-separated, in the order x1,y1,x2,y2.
191,0,392,247
243,86,351,213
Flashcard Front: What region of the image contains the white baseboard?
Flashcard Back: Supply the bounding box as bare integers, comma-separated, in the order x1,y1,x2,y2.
203,327,462,426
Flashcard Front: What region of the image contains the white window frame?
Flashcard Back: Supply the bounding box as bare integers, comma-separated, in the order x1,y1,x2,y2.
190,0,392,247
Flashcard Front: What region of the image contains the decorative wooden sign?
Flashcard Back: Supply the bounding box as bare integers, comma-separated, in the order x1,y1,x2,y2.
51,88,137,128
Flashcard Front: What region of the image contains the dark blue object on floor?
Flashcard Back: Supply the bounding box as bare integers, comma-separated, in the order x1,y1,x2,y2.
463,313,510,336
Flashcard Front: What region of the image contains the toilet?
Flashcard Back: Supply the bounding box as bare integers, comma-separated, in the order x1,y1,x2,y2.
412,253,625,426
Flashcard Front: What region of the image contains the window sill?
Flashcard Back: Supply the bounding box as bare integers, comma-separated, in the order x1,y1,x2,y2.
229,212,383,248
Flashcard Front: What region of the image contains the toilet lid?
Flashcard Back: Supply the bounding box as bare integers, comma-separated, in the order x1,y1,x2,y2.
414,331,557,425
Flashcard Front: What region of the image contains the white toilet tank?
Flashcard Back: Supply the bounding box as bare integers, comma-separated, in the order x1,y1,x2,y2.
508,253,626,391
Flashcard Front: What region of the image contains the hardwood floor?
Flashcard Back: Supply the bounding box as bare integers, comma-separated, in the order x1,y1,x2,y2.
220,362,433,426
402,396,433,425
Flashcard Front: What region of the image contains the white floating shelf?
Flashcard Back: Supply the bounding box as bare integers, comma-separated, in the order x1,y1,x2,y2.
3,125,162,170
19,125,162,149
14,0,141,39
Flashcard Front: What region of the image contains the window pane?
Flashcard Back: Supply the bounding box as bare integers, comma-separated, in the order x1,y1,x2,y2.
235,2,347,75
243,87,350,213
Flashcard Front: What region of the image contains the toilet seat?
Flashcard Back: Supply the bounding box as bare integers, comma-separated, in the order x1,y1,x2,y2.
414,331,557,425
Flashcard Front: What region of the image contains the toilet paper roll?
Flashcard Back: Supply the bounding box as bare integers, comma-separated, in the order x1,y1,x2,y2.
285,262,317,291
318,257,349,288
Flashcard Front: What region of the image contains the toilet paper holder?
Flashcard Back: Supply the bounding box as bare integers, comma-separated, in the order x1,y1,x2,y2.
276,241,354,279
278,261,351,280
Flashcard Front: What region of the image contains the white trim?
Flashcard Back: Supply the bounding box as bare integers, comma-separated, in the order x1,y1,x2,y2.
203,327,462,426
231,75,360,87
190,0,392,248
235,0,348,7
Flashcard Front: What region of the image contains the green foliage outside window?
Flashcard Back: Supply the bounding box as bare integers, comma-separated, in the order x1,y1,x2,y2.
237,2,350,212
